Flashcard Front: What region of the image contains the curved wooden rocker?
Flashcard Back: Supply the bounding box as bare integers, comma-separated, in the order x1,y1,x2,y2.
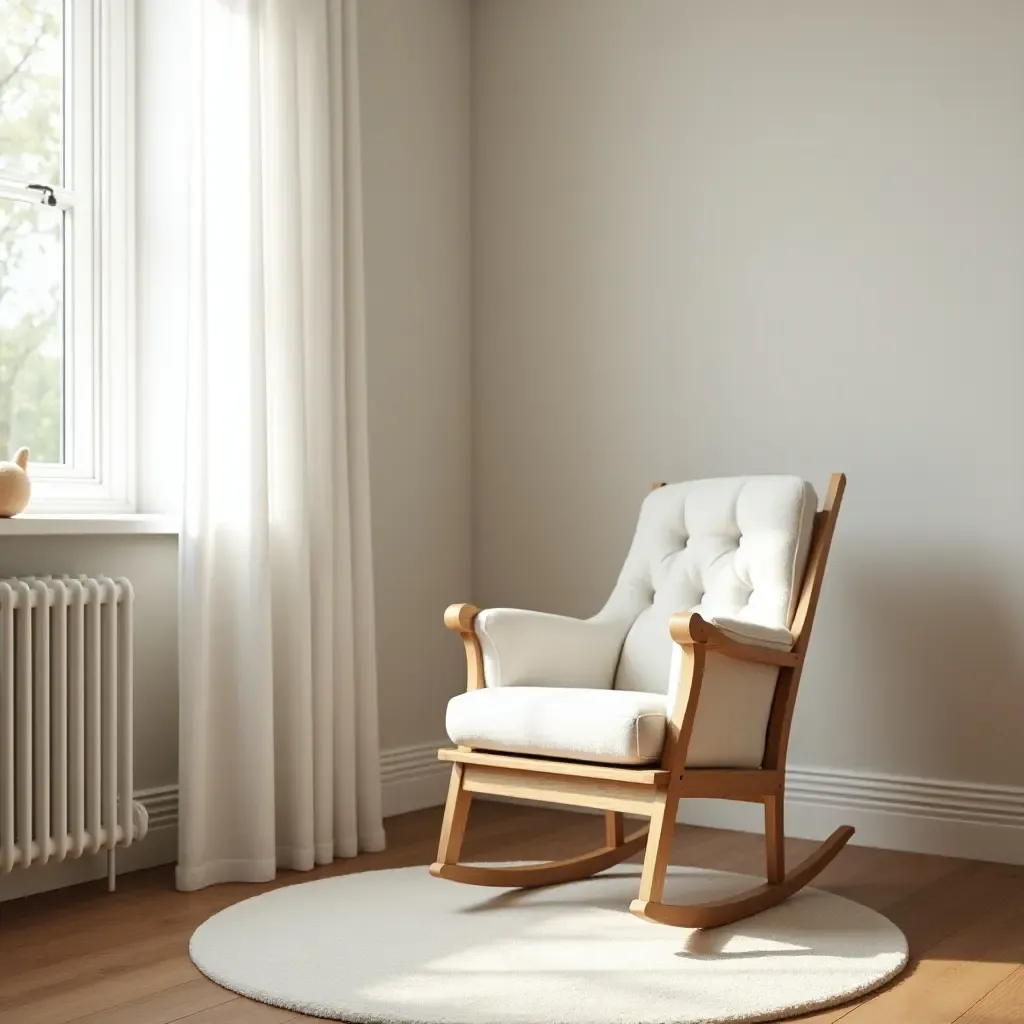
433,474,851,929
430,824,649,889
631,825,854,928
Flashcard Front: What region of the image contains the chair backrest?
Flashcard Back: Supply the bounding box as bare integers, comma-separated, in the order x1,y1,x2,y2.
598,476,818,696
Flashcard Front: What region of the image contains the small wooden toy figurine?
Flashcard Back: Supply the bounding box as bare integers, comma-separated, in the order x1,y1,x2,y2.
0,448,31,517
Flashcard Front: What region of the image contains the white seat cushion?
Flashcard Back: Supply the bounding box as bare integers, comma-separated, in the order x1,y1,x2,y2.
446,687,667,766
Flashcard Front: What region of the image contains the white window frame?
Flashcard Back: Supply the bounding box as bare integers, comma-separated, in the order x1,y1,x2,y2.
0,0,135,513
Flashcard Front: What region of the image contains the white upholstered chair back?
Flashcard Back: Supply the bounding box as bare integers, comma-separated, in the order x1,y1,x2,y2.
596,476,818,766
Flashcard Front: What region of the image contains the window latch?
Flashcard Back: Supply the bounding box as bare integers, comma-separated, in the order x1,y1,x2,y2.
27,184,57,207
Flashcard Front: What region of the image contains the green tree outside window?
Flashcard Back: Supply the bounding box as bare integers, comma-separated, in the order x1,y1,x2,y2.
0,0,64,463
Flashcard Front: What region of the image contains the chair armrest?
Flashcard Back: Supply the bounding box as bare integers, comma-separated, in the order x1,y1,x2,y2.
473,607,626,689
445,603,485,690
669,611,800,667
445,603,482,634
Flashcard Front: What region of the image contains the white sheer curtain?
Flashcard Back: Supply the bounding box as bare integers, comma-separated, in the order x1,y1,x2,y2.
176,0,385,892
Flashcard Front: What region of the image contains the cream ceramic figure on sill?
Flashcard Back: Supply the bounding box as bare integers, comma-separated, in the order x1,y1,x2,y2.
0,448,31,517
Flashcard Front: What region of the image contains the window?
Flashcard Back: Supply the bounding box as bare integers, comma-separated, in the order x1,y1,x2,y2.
0,0,134,512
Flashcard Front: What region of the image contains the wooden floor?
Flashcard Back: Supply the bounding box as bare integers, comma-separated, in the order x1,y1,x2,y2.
3,803,1024,1023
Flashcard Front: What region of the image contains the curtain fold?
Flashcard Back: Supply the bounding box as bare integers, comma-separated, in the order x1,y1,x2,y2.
176,0,385,893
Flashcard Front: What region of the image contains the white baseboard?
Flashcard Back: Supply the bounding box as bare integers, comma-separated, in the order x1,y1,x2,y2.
8,751,1022,902
381,741,450,818
679,766,1024,866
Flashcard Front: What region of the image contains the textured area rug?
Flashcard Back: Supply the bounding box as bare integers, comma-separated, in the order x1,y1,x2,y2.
190,863,907,1024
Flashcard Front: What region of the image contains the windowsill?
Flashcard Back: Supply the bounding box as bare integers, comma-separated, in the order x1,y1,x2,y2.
0,513,180,537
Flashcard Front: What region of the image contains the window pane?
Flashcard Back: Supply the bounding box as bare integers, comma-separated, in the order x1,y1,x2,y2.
0,0,63,186
0,197,63,463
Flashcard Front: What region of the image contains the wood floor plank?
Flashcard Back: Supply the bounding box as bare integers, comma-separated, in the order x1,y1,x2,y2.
4,802,1024,1024
954,964,1024,1024
835,898,1024,1023
0,957,201,1024
67,979,235,1024
0,932,199,1008
798,866,1024,1024
816,846,965,910
169,998,297,1023
756,850,979,1024
880,863,1021,956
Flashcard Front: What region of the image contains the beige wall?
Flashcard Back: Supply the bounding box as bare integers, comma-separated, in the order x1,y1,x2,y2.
357,0,474,751
473,0,1024,788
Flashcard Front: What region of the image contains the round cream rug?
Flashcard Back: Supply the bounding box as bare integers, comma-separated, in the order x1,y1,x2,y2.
190,863,907,1024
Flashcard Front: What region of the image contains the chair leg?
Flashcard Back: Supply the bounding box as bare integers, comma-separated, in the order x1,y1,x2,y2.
431,767,650,887
765,793,785,884
634,790,680,906
604,811,625,848
435,764,473,867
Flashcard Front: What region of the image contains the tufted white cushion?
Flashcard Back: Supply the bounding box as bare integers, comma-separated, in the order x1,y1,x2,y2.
598,476,815,696
447,688,667,766
448,476,817,768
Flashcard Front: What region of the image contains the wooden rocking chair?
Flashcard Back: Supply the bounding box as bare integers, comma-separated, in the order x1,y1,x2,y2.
431,473,850,928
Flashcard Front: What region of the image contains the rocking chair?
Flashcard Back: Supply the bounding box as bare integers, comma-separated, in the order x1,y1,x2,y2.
431,473,850,928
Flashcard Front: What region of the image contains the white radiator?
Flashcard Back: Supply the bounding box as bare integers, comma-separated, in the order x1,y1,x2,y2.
0,576,148,891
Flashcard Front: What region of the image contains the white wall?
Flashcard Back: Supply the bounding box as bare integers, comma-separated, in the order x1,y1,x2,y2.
473,0,1024,826
361,0,474,753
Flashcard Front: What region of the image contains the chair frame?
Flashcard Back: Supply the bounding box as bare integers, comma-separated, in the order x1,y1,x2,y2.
431,473,850,928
